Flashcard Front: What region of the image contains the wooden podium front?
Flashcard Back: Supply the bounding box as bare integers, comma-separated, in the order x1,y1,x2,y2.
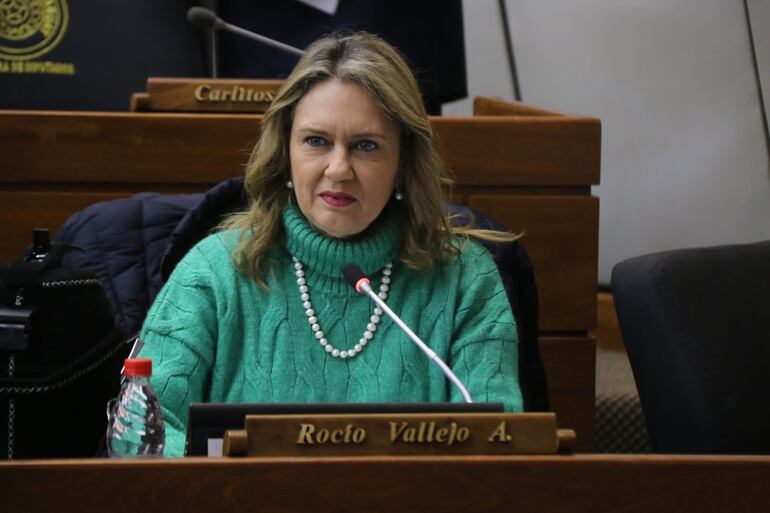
2,455,769,513
0,96,599,449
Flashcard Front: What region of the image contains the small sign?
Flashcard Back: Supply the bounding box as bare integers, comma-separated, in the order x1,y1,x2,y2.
225,412,574,457
132,78,283,113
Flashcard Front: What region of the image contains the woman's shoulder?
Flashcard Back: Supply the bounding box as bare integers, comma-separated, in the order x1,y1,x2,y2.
417,237,500,292
175,230,240,274
451,236,498,271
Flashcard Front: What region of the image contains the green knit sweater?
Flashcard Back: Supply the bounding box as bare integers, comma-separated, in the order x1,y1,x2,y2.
139,204,522,456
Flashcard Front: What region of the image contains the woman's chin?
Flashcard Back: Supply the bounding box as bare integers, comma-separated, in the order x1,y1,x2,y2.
310,217,364,240
306,206,382,240
321,225,364,240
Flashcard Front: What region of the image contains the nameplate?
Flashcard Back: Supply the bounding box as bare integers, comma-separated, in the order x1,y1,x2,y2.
223,412,575,457
135,77,283,113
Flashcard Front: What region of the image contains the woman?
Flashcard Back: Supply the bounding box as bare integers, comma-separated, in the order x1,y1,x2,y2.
140,32,523,457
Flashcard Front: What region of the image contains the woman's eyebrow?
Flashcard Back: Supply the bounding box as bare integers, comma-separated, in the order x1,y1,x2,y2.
352,131,388,140
295,126,330,136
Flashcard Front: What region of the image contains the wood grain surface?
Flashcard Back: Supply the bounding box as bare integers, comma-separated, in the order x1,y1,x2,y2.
539,336,597,451
473,96,562,117
1,455,768,513
143,78,284,113
0,110,599,186
467,194,600,331
235,413,559,457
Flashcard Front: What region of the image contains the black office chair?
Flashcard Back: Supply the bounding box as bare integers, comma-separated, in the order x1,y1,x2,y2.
611,241,770,453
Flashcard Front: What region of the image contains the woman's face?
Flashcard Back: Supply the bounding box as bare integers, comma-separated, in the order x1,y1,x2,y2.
289,78,401,239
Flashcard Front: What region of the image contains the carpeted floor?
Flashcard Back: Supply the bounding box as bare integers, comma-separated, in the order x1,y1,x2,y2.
594,348,652,453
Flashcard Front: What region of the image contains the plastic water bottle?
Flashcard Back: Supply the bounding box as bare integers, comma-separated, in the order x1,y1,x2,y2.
106,358,165,457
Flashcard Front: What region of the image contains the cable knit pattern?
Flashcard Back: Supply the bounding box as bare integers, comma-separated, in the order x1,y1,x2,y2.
140,203,522,456
283,202,401,294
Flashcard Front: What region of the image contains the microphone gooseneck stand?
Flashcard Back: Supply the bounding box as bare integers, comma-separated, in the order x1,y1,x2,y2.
187,6,306,63
342,263,474,403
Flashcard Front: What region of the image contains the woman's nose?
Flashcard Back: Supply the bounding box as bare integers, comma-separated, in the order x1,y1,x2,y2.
324,145,354,182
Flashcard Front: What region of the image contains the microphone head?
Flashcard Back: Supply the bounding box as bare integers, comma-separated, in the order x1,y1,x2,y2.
342,263,370,293
187,6,219,29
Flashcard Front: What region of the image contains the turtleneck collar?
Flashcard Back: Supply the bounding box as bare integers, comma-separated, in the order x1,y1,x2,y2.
283,202,403,293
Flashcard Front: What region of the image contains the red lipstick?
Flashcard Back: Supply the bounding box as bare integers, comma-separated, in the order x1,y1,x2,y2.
320,191,356,207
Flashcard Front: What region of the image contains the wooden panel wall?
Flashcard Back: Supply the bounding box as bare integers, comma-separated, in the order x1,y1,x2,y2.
0,103,600,450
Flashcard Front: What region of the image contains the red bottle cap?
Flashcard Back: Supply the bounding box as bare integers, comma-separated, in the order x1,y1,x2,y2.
124,358,152,377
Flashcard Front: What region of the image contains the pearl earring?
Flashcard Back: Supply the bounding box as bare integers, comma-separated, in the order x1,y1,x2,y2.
394,190,404,201
286,180,294,190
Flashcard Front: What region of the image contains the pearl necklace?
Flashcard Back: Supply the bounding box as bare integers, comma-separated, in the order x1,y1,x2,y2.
292,256,392,359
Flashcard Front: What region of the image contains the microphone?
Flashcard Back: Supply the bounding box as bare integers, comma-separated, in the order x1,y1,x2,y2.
187,6,220,29
342,263,474,403
186,7,306,58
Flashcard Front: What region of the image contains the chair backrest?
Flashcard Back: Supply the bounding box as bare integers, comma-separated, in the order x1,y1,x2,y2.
611,241,770,453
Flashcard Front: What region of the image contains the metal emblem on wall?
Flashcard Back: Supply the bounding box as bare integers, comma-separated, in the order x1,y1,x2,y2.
0,0,74,75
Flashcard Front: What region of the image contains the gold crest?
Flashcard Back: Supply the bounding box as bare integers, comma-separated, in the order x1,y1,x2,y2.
0,0,68,61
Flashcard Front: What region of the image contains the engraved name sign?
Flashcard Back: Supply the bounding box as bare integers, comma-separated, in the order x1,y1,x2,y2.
224,413,575,457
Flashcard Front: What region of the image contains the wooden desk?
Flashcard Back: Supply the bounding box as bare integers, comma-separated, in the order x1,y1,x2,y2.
1,455,768,513
0,97,600,449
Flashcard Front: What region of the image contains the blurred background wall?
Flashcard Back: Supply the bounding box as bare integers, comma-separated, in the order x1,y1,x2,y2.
445,0,770,284
2,0,767,284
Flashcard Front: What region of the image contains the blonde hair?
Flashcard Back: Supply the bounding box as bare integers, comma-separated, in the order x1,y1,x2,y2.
222,31,517,284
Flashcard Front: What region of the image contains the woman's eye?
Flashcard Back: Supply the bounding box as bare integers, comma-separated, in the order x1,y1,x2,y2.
305,136,326,147
355,140,378,152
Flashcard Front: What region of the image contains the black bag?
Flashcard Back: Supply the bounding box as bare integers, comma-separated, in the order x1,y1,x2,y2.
0,230,131,459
